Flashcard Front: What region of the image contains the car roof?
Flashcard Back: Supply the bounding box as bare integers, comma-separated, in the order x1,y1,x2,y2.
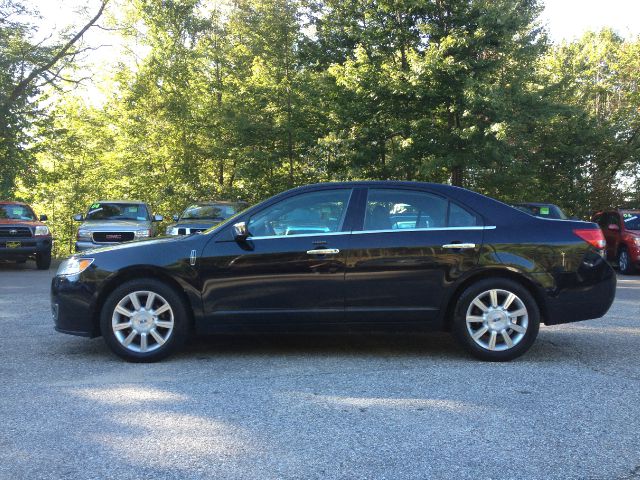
0,200,30,206
251,181,533,226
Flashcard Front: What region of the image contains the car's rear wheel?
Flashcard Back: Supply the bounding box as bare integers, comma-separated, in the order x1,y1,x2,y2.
100,279,189,362
35,252,51,270
452,278,540,361
618,248,635,275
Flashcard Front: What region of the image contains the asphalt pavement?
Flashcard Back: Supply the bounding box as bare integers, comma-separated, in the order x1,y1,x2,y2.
0,260,639,480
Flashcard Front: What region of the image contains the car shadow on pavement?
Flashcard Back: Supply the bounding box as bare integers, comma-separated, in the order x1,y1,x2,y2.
178,332,466,361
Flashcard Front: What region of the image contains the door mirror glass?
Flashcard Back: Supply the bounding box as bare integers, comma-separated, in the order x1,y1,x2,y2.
73,214,83,221
153,214,163,222
233,221,249,241
39,214,48,221
607,224,620,231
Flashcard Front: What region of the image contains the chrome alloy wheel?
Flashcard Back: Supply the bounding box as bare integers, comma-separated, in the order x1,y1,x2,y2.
465,289,528,352
619,250,629,272
111,291,174,353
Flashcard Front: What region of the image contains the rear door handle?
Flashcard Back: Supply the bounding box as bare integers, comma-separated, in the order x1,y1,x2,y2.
442,243,476,249
306,248,340,255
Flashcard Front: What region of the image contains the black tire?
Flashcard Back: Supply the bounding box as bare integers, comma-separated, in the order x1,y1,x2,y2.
618,248,635,275
452,278,540,362
100,278,190,362
35,252,51,270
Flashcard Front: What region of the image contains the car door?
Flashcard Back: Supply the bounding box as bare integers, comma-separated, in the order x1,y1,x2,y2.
198,188,354,325
598,212,620,259
344,187,484,323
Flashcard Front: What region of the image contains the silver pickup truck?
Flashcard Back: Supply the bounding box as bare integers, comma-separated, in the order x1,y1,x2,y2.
73,200,163,252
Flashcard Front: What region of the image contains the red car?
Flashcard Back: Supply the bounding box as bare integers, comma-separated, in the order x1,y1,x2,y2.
592,209,640,274
0,201,52,269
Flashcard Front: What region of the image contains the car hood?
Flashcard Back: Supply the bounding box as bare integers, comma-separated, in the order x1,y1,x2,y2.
169,219,220,229
79,220,152,231
0,219,45,227
73,235,186,255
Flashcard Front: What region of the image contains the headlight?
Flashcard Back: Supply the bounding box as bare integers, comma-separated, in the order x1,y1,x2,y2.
166,227,179,235
135,229,151,238
56,257,94,277
77,229,92,241
34,225,50,236
634,237,640,247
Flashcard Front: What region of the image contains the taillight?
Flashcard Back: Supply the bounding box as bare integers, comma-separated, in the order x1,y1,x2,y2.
573,228,606,249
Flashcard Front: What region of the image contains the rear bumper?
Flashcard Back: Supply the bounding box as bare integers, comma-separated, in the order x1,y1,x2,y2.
542,252,617,325
0,236,52,258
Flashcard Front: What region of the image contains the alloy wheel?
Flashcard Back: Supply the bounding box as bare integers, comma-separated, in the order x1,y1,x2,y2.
620,250,629,272
111,290,174,353
465,289,528,351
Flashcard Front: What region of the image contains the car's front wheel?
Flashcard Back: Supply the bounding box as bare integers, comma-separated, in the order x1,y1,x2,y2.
452,278,540,361
35,252,51,270
100,279,190,362
618,248,635,275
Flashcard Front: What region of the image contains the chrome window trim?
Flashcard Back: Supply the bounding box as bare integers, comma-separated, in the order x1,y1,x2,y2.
352,226,495,235
247,225,496,240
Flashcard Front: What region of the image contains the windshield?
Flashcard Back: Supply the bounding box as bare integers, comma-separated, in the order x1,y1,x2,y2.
181,204,240,221
514,204,568,220
622,211,640,230
85,203,149,221
0,204,36,221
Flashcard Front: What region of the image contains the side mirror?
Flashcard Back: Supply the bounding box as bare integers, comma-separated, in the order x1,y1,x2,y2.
173,214,179,222
73,214,84,221
39,214,48,221
233,221,250,241
607,224,620,231
153,214,163,222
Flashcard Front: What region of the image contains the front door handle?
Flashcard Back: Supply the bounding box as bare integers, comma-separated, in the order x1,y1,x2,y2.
306,248,340,255
442,243,476,249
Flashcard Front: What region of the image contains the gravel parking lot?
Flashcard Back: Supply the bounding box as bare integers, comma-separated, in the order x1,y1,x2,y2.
0,261,639,480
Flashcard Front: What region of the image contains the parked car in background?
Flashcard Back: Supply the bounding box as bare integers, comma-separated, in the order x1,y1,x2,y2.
165,201,248,236
592,209,640,274
0,201,52,269
512,202,572,220
74,201,163,252
52,181,615,363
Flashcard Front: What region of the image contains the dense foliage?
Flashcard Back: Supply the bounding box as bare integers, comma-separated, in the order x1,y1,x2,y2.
1,0,639,255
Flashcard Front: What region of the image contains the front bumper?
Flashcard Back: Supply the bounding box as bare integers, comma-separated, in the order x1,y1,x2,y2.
0,236,52,259
51,273,99,337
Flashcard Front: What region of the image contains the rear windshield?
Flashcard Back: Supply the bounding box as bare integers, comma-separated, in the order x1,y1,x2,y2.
0,204,36,221
622,212,640,230
181,204,241,221
514,204,568,220
86,203,149,221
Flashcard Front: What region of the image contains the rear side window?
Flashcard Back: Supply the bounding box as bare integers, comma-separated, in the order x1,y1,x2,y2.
363,189,478,231
449,202,478,227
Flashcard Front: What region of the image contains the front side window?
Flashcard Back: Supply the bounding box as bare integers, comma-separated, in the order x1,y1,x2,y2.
86,203,149,221
247,189,352,237
363,189,478,231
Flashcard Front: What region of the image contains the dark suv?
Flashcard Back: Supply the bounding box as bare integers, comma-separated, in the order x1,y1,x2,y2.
592,209,640,274
0,201,52,269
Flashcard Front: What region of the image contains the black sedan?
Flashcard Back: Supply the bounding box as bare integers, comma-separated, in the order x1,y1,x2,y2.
51,181,616,362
